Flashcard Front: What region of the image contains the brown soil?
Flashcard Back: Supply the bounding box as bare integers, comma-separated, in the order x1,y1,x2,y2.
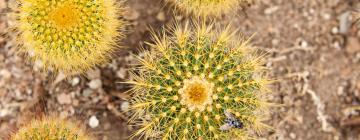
1,0,360,140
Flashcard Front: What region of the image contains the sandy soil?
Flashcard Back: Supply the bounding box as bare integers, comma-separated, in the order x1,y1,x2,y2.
1,0,360,140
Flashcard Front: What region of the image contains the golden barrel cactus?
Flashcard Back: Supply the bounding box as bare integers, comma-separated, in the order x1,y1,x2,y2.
128,22,272,139
11,117,90,140
166,0,251,17
14,0,125,73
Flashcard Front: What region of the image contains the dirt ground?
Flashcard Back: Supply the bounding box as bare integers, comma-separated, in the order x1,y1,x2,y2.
1,0,360,140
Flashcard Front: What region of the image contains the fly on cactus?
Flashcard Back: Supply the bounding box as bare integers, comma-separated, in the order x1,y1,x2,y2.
11,117,90,140
127,22,273,139
13,0,126,74
166,0,252,17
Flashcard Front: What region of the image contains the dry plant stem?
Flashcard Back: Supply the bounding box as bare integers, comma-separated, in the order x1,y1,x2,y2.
287,71,335,132
341,106,360,127
342,117,360,127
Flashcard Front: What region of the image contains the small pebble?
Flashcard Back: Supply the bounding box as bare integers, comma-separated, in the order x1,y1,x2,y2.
71,77,80,86
271,39,280,46
331,27,338,34
121,101,129,111
0,69,11,79
72,99,79,106
88,79,102,89
289,133,297,139
0,109,10,117
337,86,344,96
333,41,341,49
82,88,93,97
339,11,351,34
264,6,279,15
323,13,331,20
156,11,166,21
300,40,308,48
89,115,100,128
57,93,72,105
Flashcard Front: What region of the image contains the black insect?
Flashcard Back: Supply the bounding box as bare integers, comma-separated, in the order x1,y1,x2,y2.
220,110,244,131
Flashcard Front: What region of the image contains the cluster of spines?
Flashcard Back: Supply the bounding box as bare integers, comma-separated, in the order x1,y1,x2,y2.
166,0,252,17
11,117,90,140
128,22,272,139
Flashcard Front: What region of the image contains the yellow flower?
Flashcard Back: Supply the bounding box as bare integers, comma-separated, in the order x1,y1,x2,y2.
15,0,126,73
11,117,90,140
128,22,272,139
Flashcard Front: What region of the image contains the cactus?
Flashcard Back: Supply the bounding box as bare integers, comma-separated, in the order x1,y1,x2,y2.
11,117,90,140
166,0,251,17
128,22,272,139
14,0,125,73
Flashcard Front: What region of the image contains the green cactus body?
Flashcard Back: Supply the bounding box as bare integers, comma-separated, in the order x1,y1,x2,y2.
12,117,90,140
128,22,272,140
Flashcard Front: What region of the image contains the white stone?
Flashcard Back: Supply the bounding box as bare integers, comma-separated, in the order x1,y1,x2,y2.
57,93,72,105
289,133,296,139
82,88,93,97
331,27,338,34
0,69,11,79
264,6,279,15
89,115,99,128
121,101,129,111
323,13,331,20
71,77,80,86
300,40,308,48
88,79,102,89
0,109,10,117
339,11,350,34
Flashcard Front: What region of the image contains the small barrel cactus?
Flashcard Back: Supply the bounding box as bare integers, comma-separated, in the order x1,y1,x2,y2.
166,0,251,17
11,117,90,140
128,22,272,139
14,0,126,73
